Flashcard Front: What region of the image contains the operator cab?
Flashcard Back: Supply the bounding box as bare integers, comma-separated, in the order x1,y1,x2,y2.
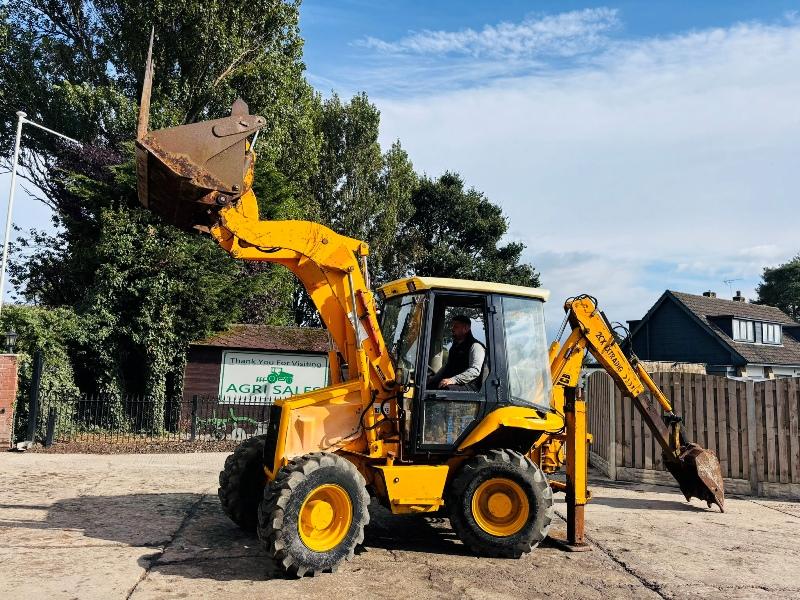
378,277,553,459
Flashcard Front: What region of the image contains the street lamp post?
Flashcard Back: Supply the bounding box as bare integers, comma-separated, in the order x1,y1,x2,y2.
4,327,17,353
0,111,81,318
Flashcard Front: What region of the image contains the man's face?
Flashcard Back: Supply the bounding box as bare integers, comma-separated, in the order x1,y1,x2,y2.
451,321,470,343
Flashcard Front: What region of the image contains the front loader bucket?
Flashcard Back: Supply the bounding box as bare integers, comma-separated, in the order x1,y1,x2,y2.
665,444,725,512
135,99,265,232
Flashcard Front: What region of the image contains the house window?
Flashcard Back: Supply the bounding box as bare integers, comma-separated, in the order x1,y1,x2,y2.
732,319,754,342
762,323,782,345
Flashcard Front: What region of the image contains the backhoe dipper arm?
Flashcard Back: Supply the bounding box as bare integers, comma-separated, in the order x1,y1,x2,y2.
551,295,725,511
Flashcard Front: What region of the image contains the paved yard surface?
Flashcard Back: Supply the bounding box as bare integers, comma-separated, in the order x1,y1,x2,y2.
1,452,798,600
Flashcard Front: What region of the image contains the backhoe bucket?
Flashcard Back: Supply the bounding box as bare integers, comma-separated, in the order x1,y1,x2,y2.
135,100,265,232
665,444,725,512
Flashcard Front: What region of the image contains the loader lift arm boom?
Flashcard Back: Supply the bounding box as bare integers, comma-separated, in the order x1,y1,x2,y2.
551,295,725,512
135,96,398,466
209,188,395,395
136,117,393,394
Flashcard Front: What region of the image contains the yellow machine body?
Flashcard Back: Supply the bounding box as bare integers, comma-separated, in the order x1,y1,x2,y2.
373,465,450,514
134,89,724,574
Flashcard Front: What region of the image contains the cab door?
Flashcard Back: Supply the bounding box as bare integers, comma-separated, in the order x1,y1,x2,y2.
412,291,498,456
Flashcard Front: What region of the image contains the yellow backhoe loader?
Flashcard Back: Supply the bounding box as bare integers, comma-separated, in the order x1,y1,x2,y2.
135,75,724,575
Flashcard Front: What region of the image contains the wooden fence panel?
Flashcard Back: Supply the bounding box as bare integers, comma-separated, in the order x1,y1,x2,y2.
584,371,800,498
789,378,800,484
727,378,740,479
705,376,716,456
681,373,693,445
623,391,633,468
587,371,615,477
633,395,643,469
694,374,706,448
765,380,777,482
741,379,751,481
777,381,789,484
716,377,728,477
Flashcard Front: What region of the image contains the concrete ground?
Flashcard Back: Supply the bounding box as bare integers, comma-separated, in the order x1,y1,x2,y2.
1,453,798,600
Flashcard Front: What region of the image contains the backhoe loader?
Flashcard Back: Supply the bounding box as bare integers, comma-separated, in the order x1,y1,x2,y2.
135,63,724,574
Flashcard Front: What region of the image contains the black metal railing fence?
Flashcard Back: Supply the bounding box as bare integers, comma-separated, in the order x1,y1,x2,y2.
28,393,274,445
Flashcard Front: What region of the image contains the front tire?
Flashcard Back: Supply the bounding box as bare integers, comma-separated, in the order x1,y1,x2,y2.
218,434,268,531
447,449,554,558
258,452,370,576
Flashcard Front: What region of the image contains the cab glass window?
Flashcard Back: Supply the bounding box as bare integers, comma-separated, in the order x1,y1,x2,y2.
501,295,552,411
380,293,427,382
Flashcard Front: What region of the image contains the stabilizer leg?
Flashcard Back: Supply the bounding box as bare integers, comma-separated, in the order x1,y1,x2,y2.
551,386,592,552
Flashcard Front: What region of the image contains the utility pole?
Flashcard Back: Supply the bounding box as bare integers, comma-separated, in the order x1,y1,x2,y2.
0,112,81,317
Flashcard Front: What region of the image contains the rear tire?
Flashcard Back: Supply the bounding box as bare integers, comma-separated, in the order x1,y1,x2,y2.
218,434,268,531
447,449,554,558
258,452,370,576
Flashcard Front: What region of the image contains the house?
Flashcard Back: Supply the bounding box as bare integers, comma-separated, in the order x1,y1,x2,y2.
628,290,800,379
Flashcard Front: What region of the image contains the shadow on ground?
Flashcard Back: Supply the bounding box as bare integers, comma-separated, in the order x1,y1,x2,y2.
0,493,475,580
589,495,714,512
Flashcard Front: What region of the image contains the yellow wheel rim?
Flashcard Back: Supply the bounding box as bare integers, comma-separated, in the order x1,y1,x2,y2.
472,478,529,537
298,484,353,552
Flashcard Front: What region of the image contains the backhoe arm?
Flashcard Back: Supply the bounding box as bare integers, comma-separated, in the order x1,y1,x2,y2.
551,295,725,511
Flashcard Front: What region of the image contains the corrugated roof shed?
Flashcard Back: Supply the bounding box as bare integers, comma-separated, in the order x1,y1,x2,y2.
193,324,331,353
670,291,800,366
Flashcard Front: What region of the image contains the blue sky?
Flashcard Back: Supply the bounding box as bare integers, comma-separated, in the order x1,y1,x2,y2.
3,1,799,339
299,1,800,336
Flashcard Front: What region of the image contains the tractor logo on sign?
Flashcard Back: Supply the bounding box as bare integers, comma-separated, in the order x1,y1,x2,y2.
265,367,294,384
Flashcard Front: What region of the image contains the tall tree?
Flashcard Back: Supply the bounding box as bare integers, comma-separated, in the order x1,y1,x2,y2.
397,172,539,287
312,92,382,240
373,141,417,283
1,1,318,427
756,256,800,321
290,93,417,324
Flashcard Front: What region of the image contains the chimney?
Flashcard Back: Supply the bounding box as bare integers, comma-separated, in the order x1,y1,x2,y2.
733,290,746,302
702,290,716,298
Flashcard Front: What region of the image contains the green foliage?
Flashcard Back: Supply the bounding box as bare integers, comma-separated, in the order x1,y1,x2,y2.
397,172,540,287
0,305,79,398
1,0,540,433
0,304,80,439
756,256,800,321
312,92,383,238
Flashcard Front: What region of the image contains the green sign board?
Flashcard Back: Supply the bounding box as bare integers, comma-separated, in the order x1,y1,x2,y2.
219,350,329,404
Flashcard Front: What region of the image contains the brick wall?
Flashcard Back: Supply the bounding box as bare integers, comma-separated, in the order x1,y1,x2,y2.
0,354,18,448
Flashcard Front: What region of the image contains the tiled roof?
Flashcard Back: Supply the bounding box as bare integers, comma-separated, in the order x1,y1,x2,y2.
669,291,800,366
671,292,796,324
192,324,331,353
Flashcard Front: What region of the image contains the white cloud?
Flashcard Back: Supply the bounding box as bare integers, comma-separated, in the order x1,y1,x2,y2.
357,8,619,58
367,17,800,336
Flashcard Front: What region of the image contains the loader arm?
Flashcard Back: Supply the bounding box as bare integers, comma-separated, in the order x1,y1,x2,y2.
550,295,725,511
136,108,393,395
210,188,395,395
135,85,398,471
